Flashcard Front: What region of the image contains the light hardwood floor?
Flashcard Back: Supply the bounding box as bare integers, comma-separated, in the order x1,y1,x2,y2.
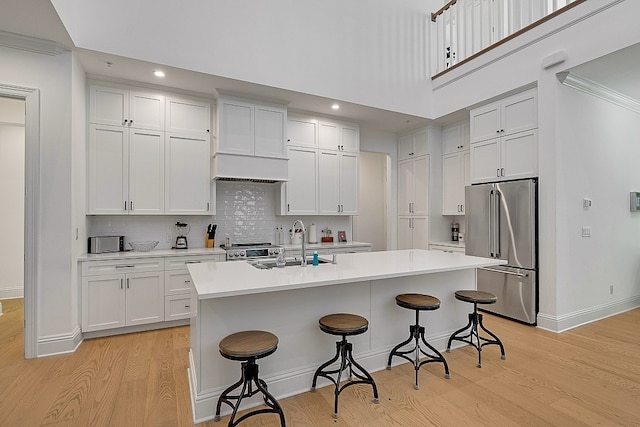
1,298,639,426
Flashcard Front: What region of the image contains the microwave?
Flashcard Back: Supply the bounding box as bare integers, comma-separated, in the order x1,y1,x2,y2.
88,236,125,254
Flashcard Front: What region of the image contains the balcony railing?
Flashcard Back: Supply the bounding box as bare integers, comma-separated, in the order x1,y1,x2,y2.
430,0,586,78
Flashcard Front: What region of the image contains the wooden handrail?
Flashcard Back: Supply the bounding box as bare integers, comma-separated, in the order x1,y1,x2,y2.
431,0,587,79
431,0,457,22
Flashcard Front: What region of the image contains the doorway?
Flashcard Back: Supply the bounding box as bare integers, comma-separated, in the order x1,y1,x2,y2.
353,151,390,251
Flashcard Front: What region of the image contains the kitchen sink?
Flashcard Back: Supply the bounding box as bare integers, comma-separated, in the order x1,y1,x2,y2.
249,257,329,269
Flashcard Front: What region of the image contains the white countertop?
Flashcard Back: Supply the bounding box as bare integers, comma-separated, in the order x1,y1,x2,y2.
188,249,505,299
431,241,466,248
280,241,371,250
77,247,226,262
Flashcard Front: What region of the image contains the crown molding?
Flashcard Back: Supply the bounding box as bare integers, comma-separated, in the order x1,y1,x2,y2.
0,30,68,56
557,71,640,115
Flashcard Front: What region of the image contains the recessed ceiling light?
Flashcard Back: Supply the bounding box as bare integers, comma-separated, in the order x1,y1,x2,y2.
154,70,165,77
331,103,340,110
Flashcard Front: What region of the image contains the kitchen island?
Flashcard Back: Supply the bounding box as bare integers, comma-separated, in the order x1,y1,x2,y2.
187,249,505,423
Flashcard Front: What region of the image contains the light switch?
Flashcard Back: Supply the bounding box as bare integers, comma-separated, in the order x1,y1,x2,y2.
583,198,592,209
581,226,592,237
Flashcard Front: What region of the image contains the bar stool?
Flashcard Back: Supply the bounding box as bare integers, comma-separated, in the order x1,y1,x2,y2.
214,330,286,427
446,290,506,368
387,293,450,389
311,313,379,419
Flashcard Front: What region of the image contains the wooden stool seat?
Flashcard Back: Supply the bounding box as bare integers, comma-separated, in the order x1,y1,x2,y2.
312,313,379,418
454,290,497,305
219,330,278,360
318,313,368,336
395,293,441,311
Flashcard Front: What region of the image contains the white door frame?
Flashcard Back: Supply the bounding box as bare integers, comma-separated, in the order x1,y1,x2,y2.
1,84,39,359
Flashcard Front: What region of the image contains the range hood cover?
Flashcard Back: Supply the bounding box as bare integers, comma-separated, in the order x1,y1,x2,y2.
212,153,288,183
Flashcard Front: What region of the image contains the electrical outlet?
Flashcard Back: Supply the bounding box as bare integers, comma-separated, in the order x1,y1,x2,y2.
610,284,614,295
166,233,173,243
581,226,592,237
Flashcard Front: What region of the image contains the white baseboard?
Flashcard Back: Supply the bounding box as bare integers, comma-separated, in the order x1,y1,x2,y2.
37,326,83,357
0,287,24,299
537,296,640,333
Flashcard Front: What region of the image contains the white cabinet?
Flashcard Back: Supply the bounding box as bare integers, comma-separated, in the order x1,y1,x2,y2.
81,258,165,332
90,85,164,131
87,125,164,215
470,89,538,184
217,96,287,158
318,120,359,152
165,96,211,135
442,122,470,215
398,216,429,250
318,150,358,215
398,155,429,216
470,129,538,183
398,129,428,160
287,115,317,148
284,146,318,214
470,88,537,143
164,133,211,215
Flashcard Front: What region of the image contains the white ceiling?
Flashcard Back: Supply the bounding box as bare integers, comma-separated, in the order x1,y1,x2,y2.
1,0,639,132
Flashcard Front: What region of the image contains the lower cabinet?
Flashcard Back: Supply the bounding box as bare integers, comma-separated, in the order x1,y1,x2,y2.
81,253,224,333
81,258,165,332
398,216,429,250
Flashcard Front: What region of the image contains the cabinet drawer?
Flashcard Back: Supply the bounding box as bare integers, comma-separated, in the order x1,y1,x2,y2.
164,255,222,271
165,271,193,295
82,258,164,276
165,294,192,321
430,244,465,253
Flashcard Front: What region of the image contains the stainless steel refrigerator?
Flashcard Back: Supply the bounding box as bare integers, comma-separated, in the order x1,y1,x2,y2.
465,179,537,324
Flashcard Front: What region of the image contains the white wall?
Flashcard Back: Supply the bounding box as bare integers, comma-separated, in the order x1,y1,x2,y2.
0,97,24,299
52,0,442,117
0,46,77,354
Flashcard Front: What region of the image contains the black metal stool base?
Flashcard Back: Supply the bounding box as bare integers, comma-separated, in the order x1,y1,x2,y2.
446,303,506,368
387,311,450,389
214,358,286,426
311,336,379,419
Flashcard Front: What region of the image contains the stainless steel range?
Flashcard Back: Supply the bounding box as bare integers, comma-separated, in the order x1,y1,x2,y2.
221,242,284,261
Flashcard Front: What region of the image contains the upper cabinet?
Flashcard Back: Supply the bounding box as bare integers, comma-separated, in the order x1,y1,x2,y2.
87,82,212,215
318,120,359,152
216,96,287,158
469,88,538,184
90,85,165,131
442,122,470,215
398,129,428,160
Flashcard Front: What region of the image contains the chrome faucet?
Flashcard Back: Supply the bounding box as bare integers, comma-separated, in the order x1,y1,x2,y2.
292,219,307,266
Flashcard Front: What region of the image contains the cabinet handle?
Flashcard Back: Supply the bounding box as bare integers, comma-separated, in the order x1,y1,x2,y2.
124,201,127,211
185,261,201,264
116,265,135,269
496,130,500,133
338,205,341,213
184,280,192,283
207,129,210,133
126,278,130,289
130,201,134,211
129,120,133,125
501,167,505,176
185,305,190,308
206,202,210,211
497,168,500,177
120,279,123,289
124,119,128,124
287,203,290,212
501,129,504,133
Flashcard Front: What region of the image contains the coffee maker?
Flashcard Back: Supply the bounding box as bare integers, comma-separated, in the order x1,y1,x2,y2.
175,222,191,249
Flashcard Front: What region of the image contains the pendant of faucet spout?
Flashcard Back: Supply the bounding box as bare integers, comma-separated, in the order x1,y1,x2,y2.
292,220,307,266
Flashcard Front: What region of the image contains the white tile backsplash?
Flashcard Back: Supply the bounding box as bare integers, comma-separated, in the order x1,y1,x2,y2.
87,180,353,251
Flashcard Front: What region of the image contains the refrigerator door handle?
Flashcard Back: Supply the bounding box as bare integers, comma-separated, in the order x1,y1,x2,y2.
480,267,529,278
495,190,501,258
489,189,495,257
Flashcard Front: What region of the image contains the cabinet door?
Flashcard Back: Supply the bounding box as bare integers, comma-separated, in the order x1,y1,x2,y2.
501,129,538,180
286,146,318,214
397,159,413,215
397,217,413,250
287,116,317,147
218,99,254,155
442,152,464,215
470,138,501,184
340,152,358,214
164,133,211,215
129,91,164,131
412,216,429,250
340,124,359,152
90,85,128,126
318,150,340,214
254,104,286,158
412,129,428,157
462,150,470,211
471,102,500,143
501,90,537,136
125,272,164,326
87,124,128,214
166,96,211,135
164,271,192,295
82,274,126,331
443,125,462,155
128,129,164,215
165,295,192,321
412,155,429,215
398,134,413,160
318,121,339,150
461,123,470,151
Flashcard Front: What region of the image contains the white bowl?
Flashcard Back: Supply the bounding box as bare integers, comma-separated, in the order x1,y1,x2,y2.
128,241,159,252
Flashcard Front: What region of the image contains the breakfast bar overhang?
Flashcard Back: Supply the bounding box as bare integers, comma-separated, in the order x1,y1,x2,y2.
187,249,506,423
